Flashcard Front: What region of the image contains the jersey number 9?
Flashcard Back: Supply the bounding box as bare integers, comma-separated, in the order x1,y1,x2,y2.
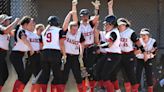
46,33,52,42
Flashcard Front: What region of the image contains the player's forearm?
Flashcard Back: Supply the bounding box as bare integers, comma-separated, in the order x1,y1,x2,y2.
91,0,100,25
93,27,100,45
72,4,78,22
59,39,67,56
108,0,114,16
108,7,114,16
39,43,43,50
3,21,18,34
62,12,72,31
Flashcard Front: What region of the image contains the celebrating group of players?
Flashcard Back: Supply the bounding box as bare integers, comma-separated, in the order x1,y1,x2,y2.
0,0,158,92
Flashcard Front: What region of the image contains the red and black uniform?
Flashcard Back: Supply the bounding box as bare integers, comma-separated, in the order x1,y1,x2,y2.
36,26,64,91
0,25,10,90
97,28,122,92
10,25,38,92
111,28,140,92
20,32,41,89
136,38,157,92
59,29,85,92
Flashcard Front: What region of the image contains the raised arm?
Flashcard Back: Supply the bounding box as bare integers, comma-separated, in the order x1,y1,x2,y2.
93,21,100,45
108,0,114,16
72,0,78,22
59,30,67,58
62,11,72,31
91,0,100,25
2,18,19,34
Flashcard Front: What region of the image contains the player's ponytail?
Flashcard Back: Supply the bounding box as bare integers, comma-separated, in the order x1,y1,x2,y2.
14,24,20,42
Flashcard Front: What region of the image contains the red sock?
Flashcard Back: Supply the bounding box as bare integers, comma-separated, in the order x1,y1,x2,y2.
51,84,56,92
18,83,25,92
82,80,86,92
132,84,138,92
124,82,131,92
89,81,96,92
77,83,84,92
40,84,47,92
112,80,120,90
12,80,22,92
148,86,153,92
0,86,2,92
98,80,104,88
56,84,65,92
31,84,41,92
104,80,114,92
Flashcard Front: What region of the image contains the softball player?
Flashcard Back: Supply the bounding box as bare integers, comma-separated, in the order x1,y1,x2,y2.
117,18,139,92
73,0,100,91
60,13,85,92
94,14,121,92
34,16,64,92
30,24,45,92
0,14,19,92
19,23,42,92
10,16,36,92
100,15,122,92
135,28,157,92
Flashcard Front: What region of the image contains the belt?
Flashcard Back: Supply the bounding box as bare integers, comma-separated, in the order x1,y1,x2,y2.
107,52,121,54
43,49,60,52
67,53,79,56
12,51,26,55
0,48,6,51
122,50,134,54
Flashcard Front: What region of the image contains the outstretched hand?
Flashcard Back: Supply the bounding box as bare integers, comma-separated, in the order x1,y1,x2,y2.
72,0,78,6
91,0,101,9
108,0,113,7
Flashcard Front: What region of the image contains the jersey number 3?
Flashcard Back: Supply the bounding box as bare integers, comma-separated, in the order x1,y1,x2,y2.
46,33,52,42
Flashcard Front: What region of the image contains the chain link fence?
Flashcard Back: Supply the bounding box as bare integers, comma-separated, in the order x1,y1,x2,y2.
0,0,10,14
10,0,38,19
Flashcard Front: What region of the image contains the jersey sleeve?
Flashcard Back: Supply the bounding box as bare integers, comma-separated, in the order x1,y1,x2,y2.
77,21,80,26
0,30,4,34
14,25,20,42
0,25,5,35
153,41,157,48
89,21,95,28
59,29,67,39
39,35,43,43
152,41,158,54
107,32,117,43
80,33,85,43
18,30,26,39
131,32,139,43
110,32,117,42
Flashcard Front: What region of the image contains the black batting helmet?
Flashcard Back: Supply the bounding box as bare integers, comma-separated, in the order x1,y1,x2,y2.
79,9,90,16
103,15,117,26
47,16,60,26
